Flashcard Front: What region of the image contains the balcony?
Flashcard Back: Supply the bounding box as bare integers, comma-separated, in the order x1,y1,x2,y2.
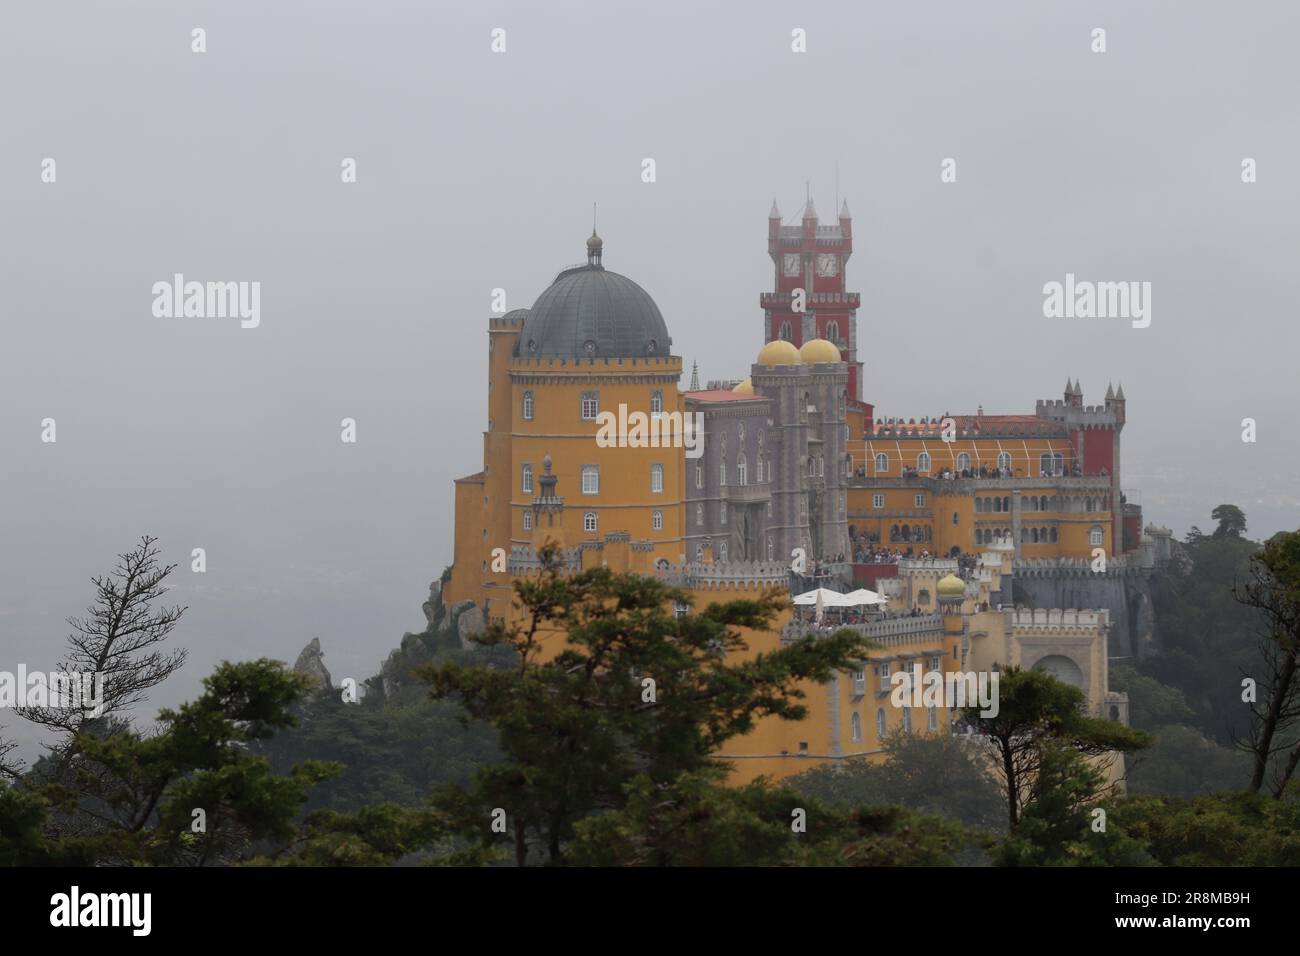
722,482,771,504
847,474,1113,493
761,292,861,309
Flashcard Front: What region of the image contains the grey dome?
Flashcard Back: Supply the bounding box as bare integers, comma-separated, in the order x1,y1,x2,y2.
517,264,671,360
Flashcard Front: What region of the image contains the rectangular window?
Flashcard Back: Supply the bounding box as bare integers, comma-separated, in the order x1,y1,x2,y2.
915,494,925,508
582,466,599,495
651,464,664,494
651,390,663,416
873,494,885,509
580,391,599,420
523,511,532,531
522,464,533,495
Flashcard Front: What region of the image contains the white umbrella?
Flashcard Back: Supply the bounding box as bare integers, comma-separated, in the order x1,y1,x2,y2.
843,588,888,607
792,587,851,607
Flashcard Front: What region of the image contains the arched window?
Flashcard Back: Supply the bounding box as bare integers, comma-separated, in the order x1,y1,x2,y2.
696,503,704,526
1002,496,1010,512
875,453,888,473
1090,525,1104,546
1050,527,1058,543
721,503,728,525
522,390,534,421
993,497,1003,513
827,320,840,343
877,708,887,740
1053,453,1064,475
767,538,774,561
956,453,971,472
583,512,597,532
851,711,862,742
695,544,704,561
523,511,532,531
652,509,663,531
1040,453,1053,476
695,462,703,489
996,452,1011,472
720,459,727,486
779,320,792,341
917,451,932,472
650,390,663,415
521,463,533,494
719,541,728,561
737,453,747,485
581,465,599,495
651,463,664,493
756,457,763,483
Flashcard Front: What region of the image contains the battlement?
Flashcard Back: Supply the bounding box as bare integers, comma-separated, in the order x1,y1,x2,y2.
761,292,860,308
657,559,792,590
872,418,1068,439
510,355,682,371
781,613,945,649
1035,399,1121,427
488,313,527,330
1014,554,1150,576
1010,608,1110,630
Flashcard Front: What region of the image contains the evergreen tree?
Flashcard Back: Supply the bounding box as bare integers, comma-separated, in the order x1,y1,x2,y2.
422,544,874,865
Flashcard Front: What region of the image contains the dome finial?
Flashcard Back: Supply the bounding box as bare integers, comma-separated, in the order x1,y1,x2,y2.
586,218,603,266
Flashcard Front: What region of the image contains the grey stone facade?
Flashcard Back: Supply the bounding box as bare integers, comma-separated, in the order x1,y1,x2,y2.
685,356,850,568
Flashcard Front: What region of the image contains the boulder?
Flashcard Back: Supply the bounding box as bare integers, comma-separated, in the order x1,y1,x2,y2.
293,637,333,690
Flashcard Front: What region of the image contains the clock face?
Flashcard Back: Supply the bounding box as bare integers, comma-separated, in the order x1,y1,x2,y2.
816,253,839,277
783,253,801,277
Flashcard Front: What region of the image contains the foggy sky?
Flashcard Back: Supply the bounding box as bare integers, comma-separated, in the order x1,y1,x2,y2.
2,0,1297,757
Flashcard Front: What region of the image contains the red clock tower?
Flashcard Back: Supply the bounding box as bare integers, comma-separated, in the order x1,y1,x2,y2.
762,197,863,399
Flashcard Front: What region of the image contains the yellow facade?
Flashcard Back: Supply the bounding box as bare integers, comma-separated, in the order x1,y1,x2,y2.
443,232,1132,790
